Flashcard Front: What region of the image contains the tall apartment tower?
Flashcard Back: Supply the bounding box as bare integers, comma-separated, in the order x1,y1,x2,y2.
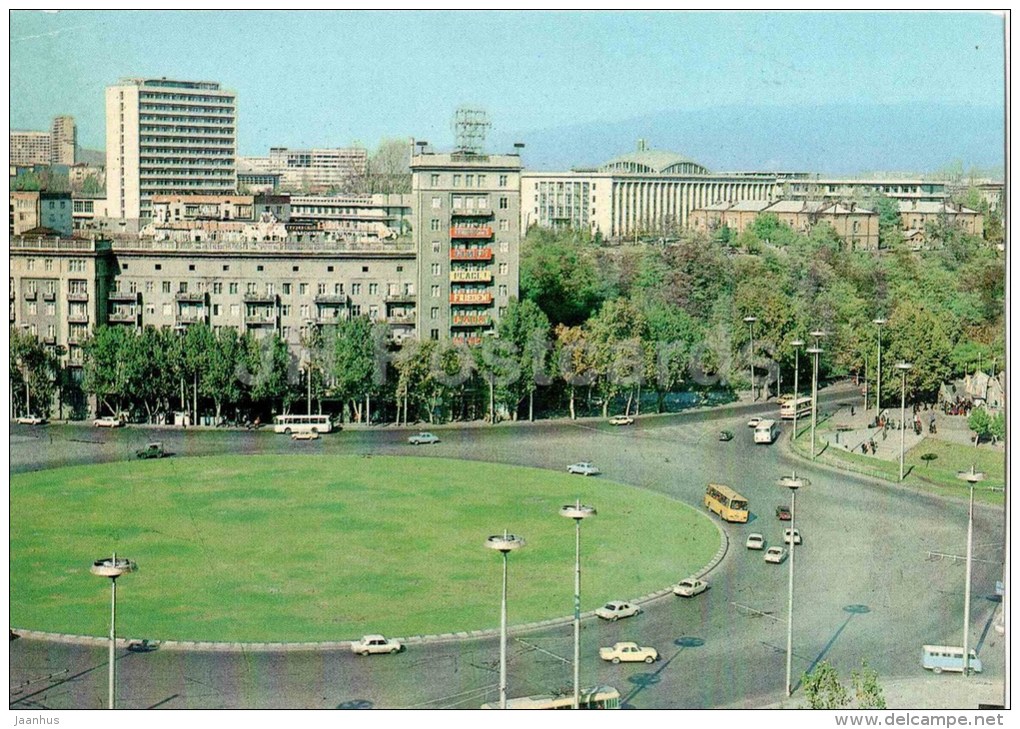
10,130,51,165
105,78,236,224
50,115,76,165
411,146,522,343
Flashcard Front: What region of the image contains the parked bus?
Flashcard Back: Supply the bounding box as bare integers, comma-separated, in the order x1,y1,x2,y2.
272,414,333,435
921,645,983,674
481,686,621,709
780,396,812,420
704,483,749,523
754,419,780,444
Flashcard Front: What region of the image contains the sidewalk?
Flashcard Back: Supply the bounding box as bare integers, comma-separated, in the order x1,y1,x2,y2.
762,676,1005,710
816,400,926,462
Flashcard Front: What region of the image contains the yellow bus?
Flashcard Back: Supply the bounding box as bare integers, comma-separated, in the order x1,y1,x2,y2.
704,483,749,523
481,686,621,709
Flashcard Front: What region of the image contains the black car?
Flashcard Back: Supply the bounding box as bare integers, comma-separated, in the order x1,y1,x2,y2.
718,430,734,442
775,505,792,521
136,442,166,459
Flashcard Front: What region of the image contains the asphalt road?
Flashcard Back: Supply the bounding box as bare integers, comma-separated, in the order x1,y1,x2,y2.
9,387,1006,709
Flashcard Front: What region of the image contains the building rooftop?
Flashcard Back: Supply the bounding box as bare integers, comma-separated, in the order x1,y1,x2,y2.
600,142,709,175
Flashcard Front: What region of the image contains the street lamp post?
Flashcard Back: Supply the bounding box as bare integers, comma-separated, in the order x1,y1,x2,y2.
744,316,758,402
807,338,824,459
778,473,809,697
873,318,887,422
486,531,525,709
790,340,804,440
956,466,986,677
91,553,137,709
896,362,912,481
560,500,596,709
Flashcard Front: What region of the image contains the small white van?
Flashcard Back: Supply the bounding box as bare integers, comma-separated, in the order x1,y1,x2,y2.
921,645,982,674
754,419,780,444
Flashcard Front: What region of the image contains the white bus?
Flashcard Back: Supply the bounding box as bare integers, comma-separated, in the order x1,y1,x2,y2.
922,645,983,674
272,414,333,435
481,686,621,709
754,419,780,444
780,396,812,420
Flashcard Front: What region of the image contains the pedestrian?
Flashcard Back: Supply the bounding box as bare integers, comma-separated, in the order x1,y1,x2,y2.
851,405,855,417
862,442,868,455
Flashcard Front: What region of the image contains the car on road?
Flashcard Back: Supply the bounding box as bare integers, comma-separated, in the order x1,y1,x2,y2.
609,415,634,426
136,442,166,459
93,416,124,428
291,431,320,441
567,462,600,476
600,641,658,664
745,533,765,550
718,429,734,442
783,528,802,545
747,416,763,428
764,546,788,564
673,578,709,597
595,601,641,621
407,432,440,445
775,505,792,521
350,635,402,656
15,415,46,425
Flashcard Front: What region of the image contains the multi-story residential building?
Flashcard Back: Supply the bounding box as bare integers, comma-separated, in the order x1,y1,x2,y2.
237,169,282,194
411,146,522,344
50,115,76,165
238,147,368,193
782,178,947,203
289,194,412,239
10,130,52,166
899,200,983,238
9,191,73,237
105,77,237,225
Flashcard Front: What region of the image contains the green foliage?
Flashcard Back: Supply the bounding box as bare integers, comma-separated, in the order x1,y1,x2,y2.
968,407,992,443
520,227,613,326
802,661,850,709
851,661,887,709
990,411,1005,442
10,327,58,416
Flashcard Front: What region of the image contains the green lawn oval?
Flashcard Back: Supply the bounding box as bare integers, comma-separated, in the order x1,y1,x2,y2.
11,455,720,642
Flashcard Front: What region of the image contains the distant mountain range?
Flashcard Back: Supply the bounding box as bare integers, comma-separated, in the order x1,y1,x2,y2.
76,147,105,166
494,103,1005,177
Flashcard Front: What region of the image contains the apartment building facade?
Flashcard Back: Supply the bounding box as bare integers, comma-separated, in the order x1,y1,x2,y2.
10,130,52,166
105,78,237,225
410,148,522,344
238,147,368,193
10,191,73,237
50,115,76,165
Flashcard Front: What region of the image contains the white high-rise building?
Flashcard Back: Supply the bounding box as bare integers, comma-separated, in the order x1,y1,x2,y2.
105,77,236,224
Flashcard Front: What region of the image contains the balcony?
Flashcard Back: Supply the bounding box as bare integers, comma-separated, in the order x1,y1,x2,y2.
450,269,492,283
23,291,37,301
108,312,140,324
449,292,493,305
67,313,89,324
175,311,208,325
384,292,416,304
452,314,491,327
243,293,278,305
108,291,140,303
450,226,493,239
450,248,493,261
387,314,416,326
244,314,278,326
452,336,483,347
451,208,494,219
67,292,89,303
175,291,207,303
43,336,56,346
42,291,56,302
315,312,348,326
314,293,349,305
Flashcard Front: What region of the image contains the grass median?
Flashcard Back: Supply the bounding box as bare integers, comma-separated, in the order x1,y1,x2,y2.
11,454,719,642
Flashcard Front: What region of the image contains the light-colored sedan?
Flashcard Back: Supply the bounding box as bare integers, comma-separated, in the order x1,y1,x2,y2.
15,415,46,425
747,416,763,428
595,601,641,621
407,432,440,445
745,533,765,550
673,578,709,597
350,634,402,656
783,528,802,545
93,416,124,428
765,546,788,564
567,462,600,476
609,415,634,426
291,431,320,441
600,641,658,664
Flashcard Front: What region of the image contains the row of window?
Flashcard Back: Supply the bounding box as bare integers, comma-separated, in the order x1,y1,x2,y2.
429,219,511,231
112,280,411,297
139,113,233,125
110,302,376,322
429,173,511,188
429,284,508,298
22,259,87,272
430,262,509,275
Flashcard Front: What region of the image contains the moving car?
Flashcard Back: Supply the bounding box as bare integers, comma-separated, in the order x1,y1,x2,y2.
764,546,788,564
745,533,765,550
93,416,124,428
407,432,440,445
783,528,802,545
135,442,165,459
15,415,46,425
350,634,402,656
718,429,734,442
567,462,600,476
291,430,320,441
609,415,634,426
775,505,792,521
599,642,658,664
595,601,641,621
673,578,709,597
747,416,763,428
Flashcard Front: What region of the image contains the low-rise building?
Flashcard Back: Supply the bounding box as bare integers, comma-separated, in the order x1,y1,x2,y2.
898,200,983,238
10,191,73,237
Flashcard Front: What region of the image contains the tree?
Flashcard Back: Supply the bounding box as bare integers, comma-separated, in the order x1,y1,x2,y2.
850,661,887,709
587,299,647,418
201,327,244,422
989,411,1005,444
474,336,520,424
242,333,294,415
802,661,850,709
968,407,992,446
520,227,612,326
497,298,552,421
82,325,132,416
641,303,700,413
554,324,595,420
10,328,57,417
327,316,377,423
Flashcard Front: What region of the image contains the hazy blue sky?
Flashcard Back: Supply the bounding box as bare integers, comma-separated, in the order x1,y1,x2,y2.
9,10,1006,170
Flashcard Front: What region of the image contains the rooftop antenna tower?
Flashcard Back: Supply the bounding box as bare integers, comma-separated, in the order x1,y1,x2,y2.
453,107,490,154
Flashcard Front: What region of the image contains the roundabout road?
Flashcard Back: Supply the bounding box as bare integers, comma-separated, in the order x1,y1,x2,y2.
9,390,1006,709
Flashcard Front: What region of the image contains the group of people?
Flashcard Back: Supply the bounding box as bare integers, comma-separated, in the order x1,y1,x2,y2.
943,397,974,417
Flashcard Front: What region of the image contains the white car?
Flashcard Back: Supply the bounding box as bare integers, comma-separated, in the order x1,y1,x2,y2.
745,533,765,550
567,462,600,476
765,546,788,564
609,415,634,426
350,634,402,656
747,416,763,428
783,528,802,545
600,641,658,664
15,415,46,425
291,431,320,441
407,432,440,445
595,601,641,621
673,578,709,597
93,416,124,428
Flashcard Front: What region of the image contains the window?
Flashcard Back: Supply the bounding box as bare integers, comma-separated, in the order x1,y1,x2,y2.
188,264,195,271
282,283,291,295
477,175,486,187
266,283,275,296
223,265,230,271
465,174,474,187
431,307,439,319
317,283,327,295
327,266,334,272
362,266,369,273
179,282,188,293
430,329,439,340
499,262,508,275
146,303,156,316
213,282,223,294
300,304,310,318
430,173,440,187
351,304,361,316
162,281,171,293
299,283,308,295
432,241,441,253
397,266,403,272
26,259,35,271
430,219,440,231
46,302,55,316
368,283,378,295
155,264,162,271
452,196,463,209
499,174,508,187
213,304,221,316
27,301,37,316
246,282,257,295
229,282,239,294
453,174,462,187
351,283,361,295
498,284,508,297
431,263,441,275
499,219,509,231
281,305,291,316
44,259,53,271
292,266,299,272
145,281,154,293
230,304,240,317
499,240,509,253
478,197,488,209
431,285,441,297
369,305,379,320
162,303,172,316
334,283,344,294
431,197,442,209
499,197,508,209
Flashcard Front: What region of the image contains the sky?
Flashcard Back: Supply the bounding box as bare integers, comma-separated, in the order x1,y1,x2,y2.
8,10,1007,172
